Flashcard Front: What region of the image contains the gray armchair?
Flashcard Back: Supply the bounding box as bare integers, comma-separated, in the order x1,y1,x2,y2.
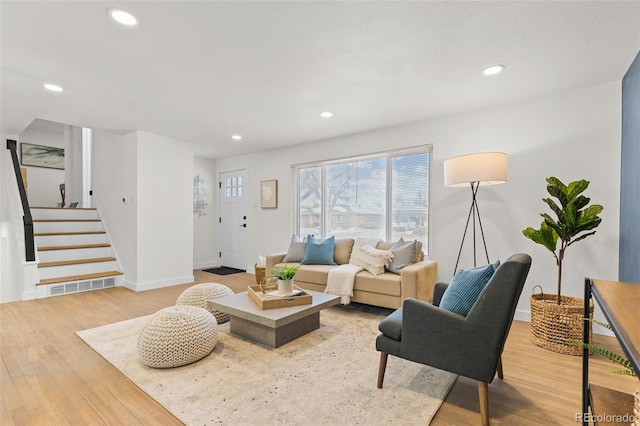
376,253,531,426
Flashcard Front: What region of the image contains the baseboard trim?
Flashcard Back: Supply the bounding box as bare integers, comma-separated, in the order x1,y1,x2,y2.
193,261,219,270
22,290,37,301
123,275,194,292
514,309,530,323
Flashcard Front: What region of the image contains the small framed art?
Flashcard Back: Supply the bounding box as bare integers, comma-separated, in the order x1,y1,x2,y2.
260,180,278,209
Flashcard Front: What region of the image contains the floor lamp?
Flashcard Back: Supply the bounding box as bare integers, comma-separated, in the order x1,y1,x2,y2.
444,152,508,275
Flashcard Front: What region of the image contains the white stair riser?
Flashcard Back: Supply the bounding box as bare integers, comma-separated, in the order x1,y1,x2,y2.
35,233,108,247
31,209,99,220
33,221,103,234
38,247,114,263
38,261,119,280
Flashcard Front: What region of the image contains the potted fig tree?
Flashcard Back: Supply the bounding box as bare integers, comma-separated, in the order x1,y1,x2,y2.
522,177,603,355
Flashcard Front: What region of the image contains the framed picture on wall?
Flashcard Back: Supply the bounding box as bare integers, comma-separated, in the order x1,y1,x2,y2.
20,143,65,170
261,180,278,209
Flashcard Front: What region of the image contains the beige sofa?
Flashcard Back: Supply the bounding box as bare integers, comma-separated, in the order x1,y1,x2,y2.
266,238,437,309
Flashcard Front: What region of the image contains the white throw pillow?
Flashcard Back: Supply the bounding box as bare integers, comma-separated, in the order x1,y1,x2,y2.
349,243,394,276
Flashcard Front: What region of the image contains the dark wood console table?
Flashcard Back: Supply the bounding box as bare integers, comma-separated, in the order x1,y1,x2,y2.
582,278,639,425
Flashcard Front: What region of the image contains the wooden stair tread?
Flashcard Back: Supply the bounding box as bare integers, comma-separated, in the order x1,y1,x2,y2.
38,257,117,268
38,243,111,251
31,207,97,210
38,271,123,286
34,231,106,236
33,219,101,222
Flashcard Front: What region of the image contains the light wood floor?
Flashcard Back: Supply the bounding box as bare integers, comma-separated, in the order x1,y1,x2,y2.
1,271,637,425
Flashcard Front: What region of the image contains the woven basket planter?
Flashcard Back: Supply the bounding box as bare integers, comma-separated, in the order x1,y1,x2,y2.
255,263,266,284
529,285,593,356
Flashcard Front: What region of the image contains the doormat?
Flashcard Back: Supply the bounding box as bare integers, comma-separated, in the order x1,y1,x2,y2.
203,266,246,276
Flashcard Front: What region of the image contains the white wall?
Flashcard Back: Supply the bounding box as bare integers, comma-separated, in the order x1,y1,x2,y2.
94,130,138,282
193,156,218,269
1,133,25,302
136,131,194,289
64,125,83,206
216,81,621,321
17,128,65,207
94,130,195,290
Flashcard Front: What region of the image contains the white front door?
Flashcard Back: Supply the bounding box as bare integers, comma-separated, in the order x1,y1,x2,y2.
219,169,248,270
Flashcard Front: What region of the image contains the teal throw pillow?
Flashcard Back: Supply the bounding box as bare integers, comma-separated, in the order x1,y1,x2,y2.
300,235,336,265
439,260,500,316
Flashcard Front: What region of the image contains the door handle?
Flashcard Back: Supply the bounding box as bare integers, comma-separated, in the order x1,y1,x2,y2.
239,224,247,228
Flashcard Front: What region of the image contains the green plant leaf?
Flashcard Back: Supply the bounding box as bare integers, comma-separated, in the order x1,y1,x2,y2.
546,177,568,206
582,204,604,219
542,197,563,221
566,179,589,200
542,214,568,241
567,317,636,378
572,195,590,211
564,202,577,232
523,221,558,253
566,339,635,376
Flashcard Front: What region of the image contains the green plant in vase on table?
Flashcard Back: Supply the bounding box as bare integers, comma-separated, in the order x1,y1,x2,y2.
269,262,301,295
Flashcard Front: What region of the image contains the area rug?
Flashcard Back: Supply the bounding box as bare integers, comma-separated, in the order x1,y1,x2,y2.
203,266,246,275
77,305,457,425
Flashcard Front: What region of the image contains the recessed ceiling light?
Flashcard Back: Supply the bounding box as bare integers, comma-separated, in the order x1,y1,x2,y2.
107,8,138,26
483,65,505,76
231,135,242,141
43,83,63,92
320,112,334,118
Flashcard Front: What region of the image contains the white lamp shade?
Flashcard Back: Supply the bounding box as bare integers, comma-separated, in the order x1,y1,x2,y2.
444,152,508,187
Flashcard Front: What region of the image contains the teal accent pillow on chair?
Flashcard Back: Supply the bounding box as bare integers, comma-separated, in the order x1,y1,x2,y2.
300,235,336,265
439,261,500,316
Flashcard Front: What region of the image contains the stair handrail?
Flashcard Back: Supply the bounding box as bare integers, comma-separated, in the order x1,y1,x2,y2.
6,139,35,261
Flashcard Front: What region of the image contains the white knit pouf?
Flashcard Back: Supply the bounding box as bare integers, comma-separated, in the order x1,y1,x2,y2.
137,305,217,369
176,282,234,324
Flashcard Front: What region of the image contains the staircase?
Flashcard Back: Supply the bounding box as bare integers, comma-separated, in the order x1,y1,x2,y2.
31,207,123,297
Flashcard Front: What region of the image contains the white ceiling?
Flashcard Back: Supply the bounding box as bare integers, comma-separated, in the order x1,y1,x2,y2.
2,1,639,159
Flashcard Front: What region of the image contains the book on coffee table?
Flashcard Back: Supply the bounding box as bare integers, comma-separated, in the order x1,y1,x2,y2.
265,289,304,298
247,285,313,309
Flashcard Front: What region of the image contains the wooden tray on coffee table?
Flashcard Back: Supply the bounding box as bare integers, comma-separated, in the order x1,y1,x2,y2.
247,285,312,310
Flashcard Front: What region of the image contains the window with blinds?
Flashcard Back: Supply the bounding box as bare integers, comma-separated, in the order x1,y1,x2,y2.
295,146,431,254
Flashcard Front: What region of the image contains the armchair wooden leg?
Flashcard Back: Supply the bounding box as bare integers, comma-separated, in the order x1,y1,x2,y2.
478,381,489,426
497,356,504,379
377,352,388,389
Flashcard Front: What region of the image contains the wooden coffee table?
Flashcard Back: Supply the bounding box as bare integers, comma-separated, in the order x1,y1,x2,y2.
207,290,340,348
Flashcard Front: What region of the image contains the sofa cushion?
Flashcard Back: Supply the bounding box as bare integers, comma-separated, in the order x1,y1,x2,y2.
349,244,394,276
283,235,306,263
439,261,499,316
333,238,355,265
293,264,337,285
377,239,424,262
354,271,401,297
301,235,336,265
386,238,418,274
375,241,395,251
